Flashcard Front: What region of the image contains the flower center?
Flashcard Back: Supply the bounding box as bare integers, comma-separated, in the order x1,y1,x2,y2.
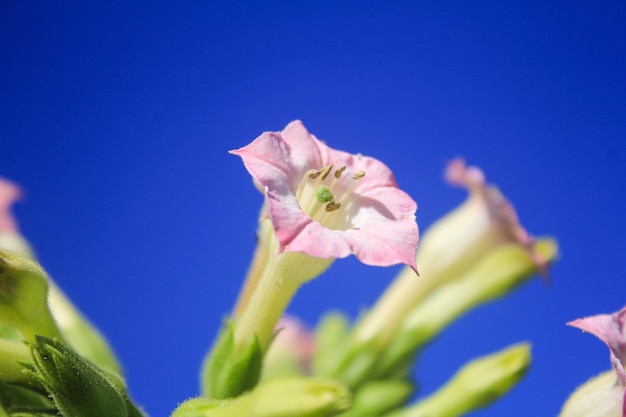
295,164,366,230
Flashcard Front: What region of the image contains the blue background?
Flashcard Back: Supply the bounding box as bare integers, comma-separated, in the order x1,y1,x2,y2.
1,1,625,416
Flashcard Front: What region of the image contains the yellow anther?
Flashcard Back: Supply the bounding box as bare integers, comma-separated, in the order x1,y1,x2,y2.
352,170,366,180
334,165,347,179
320,164,334,180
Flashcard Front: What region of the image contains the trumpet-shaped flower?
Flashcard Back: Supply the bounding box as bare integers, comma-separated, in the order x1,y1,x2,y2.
203,122,418,399
229,120,418,269
354,158,548,346
422,158,545,279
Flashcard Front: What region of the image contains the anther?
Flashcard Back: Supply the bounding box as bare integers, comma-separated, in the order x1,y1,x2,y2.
352,170,366,179
320,164,334,180
334,165,347,179
308,169,322,179
325,201,342,212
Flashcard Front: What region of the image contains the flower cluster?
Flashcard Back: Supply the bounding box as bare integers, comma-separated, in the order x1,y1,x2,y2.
0,122,560,417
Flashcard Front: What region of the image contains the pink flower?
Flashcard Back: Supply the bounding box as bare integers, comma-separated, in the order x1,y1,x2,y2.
0,178,21,232
230,120,418,269
569,306,626,386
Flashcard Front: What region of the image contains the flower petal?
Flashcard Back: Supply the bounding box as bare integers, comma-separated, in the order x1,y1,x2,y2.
569,305,626,385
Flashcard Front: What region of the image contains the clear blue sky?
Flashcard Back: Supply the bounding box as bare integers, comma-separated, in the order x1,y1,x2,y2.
1,1,625,416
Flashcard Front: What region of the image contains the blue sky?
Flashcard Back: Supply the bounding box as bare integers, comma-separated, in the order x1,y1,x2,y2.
1,1,625,416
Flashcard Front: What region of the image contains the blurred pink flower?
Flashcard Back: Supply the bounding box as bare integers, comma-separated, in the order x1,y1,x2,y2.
264,316,315,376
230,120,418,269
0,178,21,232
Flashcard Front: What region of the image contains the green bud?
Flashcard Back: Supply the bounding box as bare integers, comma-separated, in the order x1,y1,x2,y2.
202,321,263,399
340,379,413,417
173,377,351,417
558,370,624,417
386,343,531,417
0,250,62,343
25,336,128,417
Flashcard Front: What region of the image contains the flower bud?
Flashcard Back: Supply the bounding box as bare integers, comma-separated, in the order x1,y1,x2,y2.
173,377,351,417
25,336,128,417
387,343,531,417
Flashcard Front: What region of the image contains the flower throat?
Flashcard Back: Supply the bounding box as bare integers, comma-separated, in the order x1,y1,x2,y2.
295,163,365,229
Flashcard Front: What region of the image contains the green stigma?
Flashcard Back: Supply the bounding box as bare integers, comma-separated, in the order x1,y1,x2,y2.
316,185,334,203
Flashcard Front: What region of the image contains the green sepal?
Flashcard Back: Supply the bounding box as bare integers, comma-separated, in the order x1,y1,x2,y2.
0,379,56,417
174,377,352,417
202,321,263,399
25,336,128,417
338,379,414,417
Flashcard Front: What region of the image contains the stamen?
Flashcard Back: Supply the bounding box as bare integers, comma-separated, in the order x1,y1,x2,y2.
334,165,347,179
325,201,342,212
308,169,322,179
352,170,366,180
320,164,334,180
